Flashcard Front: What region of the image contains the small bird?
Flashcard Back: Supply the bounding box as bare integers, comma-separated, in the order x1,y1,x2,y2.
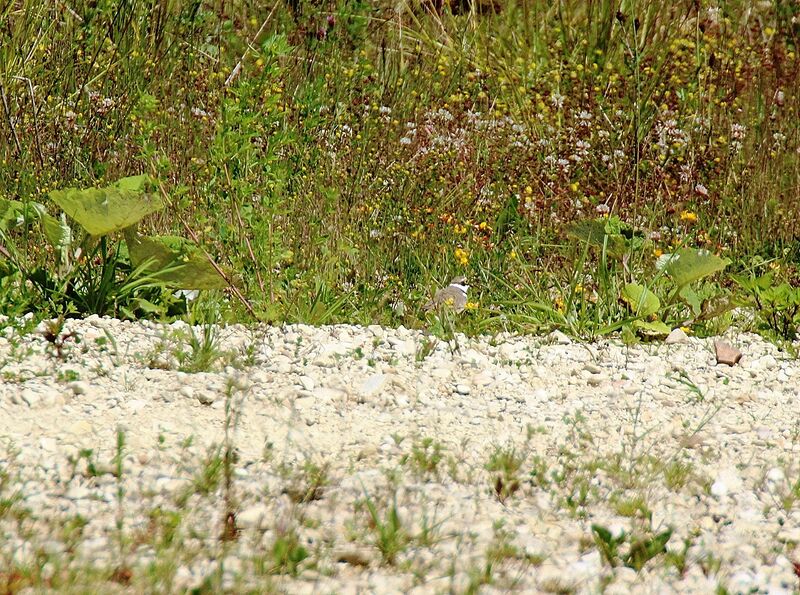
423,276,469,313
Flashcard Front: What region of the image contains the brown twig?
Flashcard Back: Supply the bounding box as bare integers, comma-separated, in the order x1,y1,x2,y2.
56,0,84,22
154,181,257,319
13,76,45,167
222,163,267,298
0,82,22,157
180,218,258,319
224,5,280,87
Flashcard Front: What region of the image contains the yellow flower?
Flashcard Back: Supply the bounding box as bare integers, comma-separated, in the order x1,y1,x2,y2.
508,250,517,261
680,210,697,223
654,248,663,258
454,247,469,266
465,301,479,310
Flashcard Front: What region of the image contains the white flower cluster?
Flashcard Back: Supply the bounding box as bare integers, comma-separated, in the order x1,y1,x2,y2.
730,123,746,152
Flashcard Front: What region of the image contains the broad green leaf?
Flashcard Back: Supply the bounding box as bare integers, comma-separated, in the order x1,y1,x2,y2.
567,217,641,260
0,199,50,229
0,198,24,229
621,283,661,317
23,202,71,250
621,324,639,345
679,285,702,316
761,283,800,308
261,33,291,57
632,319,671,336
49,175,163,236
567,218,608,247
0,199,71,253
655,252,679,271
112,174,153,192
731,272,775,293
41,213,71,251
124,230,227,290
132,297,164,314
664,248,730,288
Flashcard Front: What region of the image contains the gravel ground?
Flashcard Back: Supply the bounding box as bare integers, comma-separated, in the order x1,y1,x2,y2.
0,316,799,594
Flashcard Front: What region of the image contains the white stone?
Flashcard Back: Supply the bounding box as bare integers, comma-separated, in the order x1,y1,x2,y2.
710,480,729,498
237,504,270,530
665,328,689,344
548,330,572,344
196,391,215,405
766,467,785,483
298,376,316,391
359,374,385,396
70,381,91,396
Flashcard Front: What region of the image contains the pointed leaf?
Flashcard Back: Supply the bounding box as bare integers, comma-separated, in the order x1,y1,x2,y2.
731,272,774,293
125,231,227,290
49,175,163,236
679,285,702,316
655,252,679,271
664,249,730,288
621,324,639,345
591,524,614,544
632,319,671,337
0,198,24,229
0,200,72,252
567,219,608,247
621,283,661,317
567,217,640,260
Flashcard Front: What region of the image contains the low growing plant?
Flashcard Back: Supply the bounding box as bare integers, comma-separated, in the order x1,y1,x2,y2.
359,486,410,566
485,445,525,503
0,175,227,319
591,523,673,572
733,271,800,341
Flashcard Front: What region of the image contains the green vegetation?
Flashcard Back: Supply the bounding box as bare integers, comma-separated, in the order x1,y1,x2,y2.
591,523,673,571
402,436,446,479
0,0,798,341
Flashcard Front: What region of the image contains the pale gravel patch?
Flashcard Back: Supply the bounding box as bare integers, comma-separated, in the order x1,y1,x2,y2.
0,316,798,593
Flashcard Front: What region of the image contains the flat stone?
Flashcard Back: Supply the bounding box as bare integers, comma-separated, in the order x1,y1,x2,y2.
359,374,386,397
237,504,270,530
333,546,373,567
298,376,316,391
64,485,91,500
665,328,689,344
548,330,572,345
196,391,215,405
715,340,742,366
313,387,347,403
69,381,91,396
472,370,494,386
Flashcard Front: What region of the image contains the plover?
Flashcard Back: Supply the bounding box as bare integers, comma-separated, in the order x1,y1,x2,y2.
423,276,469,313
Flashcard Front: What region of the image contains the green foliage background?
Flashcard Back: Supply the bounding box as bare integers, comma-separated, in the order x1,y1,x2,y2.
1,0,799,339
